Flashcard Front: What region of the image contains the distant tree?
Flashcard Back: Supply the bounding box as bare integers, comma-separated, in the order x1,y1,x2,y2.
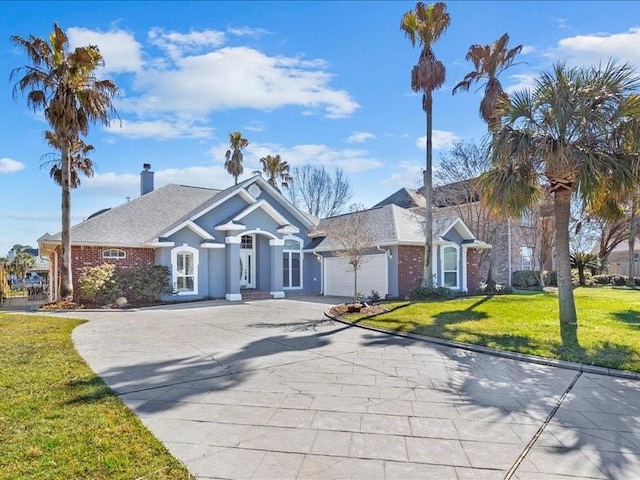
11,23,118,300
12,251,36,285
323,204,376,302
401,1,451,288
570,252,600,286
254,154,292,193
225,131,249,185
286,165,352,218
0,257,9,301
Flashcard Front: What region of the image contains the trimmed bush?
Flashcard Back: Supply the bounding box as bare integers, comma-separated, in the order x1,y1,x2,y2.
511,270,557,288
78,263,171,305
117,265,171,304
409,286,454,300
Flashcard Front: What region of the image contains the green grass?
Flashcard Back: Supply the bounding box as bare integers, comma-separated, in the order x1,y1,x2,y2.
355,287,640,372
0,313,192,480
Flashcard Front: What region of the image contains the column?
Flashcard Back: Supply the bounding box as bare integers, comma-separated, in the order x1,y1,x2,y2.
225,236,241,301
269,238,285,298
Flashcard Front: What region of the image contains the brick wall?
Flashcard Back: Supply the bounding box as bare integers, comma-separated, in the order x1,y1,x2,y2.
397,245,424,299
466,249,482,292
54,245,155,294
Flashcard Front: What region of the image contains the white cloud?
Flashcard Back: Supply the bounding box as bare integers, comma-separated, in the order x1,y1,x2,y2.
505,73,538,94
380,161,423,189
520,45,536,55
347,131,376,144
148,27,226,61
67,27,143,73
416,130,460,151
105,119,213,139
0,157,25,174
123,44,358,119
552,27,640,66
227,26,271,39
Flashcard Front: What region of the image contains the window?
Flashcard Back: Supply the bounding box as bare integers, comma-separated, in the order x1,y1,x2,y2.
283,237,302,289
442,246,458,288
241,235,253,249
520,209,533,227
102,249,126,260
171,245,199,295
521,246,534,270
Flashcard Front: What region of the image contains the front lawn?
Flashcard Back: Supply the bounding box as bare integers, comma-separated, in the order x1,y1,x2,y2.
355,287,640,373
0,313,192,479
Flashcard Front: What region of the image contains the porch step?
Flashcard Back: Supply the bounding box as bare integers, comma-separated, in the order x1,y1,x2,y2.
241,290,273,301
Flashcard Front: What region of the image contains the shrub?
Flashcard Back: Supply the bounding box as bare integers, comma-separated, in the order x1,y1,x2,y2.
78,263,120,304
409,286,453,300
593,274,612,285
117,265,171,304
512,270,540,288
78,263,171,306
571,269,593,286
368,290,381,302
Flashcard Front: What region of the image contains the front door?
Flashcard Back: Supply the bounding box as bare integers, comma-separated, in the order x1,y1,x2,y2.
239,235,255,289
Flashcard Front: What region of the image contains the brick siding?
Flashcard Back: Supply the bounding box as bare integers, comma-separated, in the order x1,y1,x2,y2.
397,245,424,299
54,245,155,294
466,248,482,293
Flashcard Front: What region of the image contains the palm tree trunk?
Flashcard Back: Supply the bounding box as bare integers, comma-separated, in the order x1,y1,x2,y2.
627,192,638,287
554,188,577,325
60,143,73,299
422,93,434,288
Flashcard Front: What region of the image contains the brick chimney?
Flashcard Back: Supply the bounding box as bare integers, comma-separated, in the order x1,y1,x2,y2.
140,163,154,196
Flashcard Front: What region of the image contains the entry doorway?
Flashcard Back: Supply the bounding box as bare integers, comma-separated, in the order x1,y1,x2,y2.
239,234,256,289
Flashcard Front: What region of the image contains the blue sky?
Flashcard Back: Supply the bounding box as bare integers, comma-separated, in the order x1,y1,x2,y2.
2,1,640,255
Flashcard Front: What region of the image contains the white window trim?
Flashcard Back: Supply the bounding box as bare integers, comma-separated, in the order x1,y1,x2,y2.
171,245,199,295
283,235,303,290
102,248,126,260
521,245,534,271
440,244,460,290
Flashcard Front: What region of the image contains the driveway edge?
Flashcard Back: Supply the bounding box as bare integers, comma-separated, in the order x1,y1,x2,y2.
324,310,640,381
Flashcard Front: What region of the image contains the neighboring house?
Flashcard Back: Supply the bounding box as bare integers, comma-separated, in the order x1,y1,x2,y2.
308,204,490,298
374,184,554,286
604,239,640,275
39,166,321,301
6,247,49,286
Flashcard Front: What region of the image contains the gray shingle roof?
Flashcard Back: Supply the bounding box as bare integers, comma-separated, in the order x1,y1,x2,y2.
46,184,221,246
309,205,468,251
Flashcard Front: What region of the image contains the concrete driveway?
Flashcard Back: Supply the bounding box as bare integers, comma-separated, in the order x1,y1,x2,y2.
67,297,640,479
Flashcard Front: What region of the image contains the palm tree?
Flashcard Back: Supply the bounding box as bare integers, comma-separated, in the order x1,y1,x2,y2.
453,33,522,131
11,23,118,299
401,1,450,288
481,62,640,326
12,252,36,286
256,154,292,193
42,131,96,188
453,33,522,291
225,131,249,185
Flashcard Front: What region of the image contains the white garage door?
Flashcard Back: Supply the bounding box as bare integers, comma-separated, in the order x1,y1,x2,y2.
324,254,388,297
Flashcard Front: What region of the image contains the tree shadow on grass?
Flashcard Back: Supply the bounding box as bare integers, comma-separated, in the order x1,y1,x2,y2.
613,309,640,329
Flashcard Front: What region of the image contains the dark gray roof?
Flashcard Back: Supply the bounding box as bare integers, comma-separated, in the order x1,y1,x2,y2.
45,184,221,246
373,188,426,209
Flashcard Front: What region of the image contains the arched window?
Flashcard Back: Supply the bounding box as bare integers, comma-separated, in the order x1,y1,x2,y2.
283,236,302,289
171,245,199,295
102,248,126,260
442,246,459,289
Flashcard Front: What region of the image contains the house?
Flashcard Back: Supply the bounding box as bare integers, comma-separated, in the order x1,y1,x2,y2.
308,204,490,298
374,183,555,286
6,247,49,287
39,165,321,301
603,239,640,276
38,164,490,302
